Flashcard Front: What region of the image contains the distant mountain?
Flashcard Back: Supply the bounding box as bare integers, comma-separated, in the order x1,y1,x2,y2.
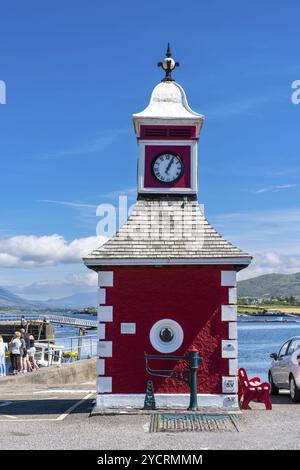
0,285,96,309
41,291,97,308
238,272,300,298
0,287,34,307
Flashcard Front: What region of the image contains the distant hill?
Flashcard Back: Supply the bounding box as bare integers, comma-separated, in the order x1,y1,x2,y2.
40,291,97,309
0,286,96,309
0,287,34,307
238,272,300,298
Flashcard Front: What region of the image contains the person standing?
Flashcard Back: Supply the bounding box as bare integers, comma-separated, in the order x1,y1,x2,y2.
20,315,27,330
28,333,38,370
8,332,22,375
20,328,32,372
0,336,8,376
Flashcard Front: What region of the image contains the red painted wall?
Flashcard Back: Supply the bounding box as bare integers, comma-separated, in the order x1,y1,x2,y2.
101,265,233,395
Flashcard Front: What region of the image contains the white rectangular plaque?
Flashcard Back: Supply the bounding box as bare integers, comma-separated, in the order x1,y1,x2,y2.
120,323,136,334
222,376,238,394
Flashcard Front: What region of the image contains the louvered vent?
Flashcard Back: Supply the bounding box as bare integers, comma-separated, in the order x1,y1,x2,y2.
144,128,168,137
169,128,193,138
140,126,195,139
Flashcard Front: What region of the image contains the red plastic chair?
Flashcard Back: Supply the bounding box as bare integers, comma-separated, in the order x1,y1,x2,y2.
238,368,272,410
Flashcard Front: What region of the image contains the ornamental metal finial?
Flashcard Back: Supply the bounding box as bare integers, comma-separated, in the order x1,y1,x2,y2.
157,43,179,82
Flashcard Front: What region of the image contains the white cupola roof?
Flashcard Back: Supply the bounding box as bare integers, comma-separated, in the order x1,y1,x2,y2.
134,81,203,120
133,44,204,135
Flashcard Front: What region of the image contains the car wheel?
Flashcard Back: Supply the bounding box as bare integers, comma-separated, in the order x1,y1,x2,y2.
269,372,279,395
289,376,300,403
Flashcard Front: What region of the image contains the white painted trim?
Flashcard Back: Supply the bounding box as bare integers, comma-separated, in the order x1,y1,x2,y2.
95,393,239,410
228,287,237,304
98,271,114,287
229,359,238,376
222,340,238,359
97,359,105,376
97,306,113,322
221,271,237,287
133,117,204,137
221,305,237,322
98,323,106,339
137,140,197,194
228,322,237,340
97,341,112,358
84,257,251,267
98,288,106,305
97,377,112,393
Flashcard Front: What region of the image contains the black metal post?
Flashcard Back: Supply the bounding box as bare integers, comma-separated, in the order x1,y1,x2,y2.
187,348,202,411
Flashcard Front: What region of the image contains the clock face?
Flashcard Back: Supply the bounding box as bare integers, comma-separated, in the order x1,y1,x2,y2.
152,152,184,184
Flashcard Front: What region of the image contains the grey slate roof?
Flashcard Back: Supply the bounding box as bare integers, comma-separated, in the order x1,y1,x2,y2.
84,196,251,265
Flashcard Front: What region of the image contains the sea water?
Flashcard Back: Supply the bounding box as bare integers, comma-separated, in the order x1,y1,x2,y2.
239,318,300,381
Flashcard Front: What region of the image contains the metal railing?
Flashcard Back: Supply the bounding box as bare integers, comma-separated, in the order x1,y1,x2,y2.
57,334,98,359
0,313,97,329
35,334,98,362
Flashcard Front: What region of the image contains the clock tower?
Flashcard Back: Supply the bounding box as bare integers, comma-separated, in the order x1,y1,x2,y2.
133,45,203,195
84,45,251,411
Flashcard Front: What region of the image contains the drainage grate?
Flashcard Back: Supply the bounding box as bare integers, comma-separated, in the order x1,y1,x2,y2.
149,413,241,433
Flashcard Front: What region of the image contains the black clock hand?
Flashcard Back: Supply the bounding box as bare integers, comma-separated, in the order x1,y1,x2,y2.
165,156,174,175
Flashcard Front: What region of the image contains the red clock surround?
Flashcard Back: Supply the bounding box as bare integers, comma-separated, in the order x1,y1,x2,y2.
144,145,191,188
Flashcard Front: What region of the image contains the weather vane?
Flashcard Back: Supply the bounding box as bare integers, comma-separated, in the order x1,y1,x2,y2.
157,43,179,82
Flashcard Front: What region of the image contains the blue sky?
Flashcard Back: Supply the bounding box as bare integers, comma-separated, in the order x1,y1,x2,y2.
0,0,299,299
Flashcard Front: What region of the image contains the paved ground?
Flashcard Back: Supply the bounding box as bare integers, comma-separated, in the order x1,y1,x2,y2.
0,385,299,450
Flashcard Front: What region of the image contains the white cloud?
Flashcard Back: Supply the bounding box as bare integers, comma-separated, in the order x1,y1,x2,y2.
238,251,300,281
253,184,297,194
40,200,97,210
0,234,107,268
209,207,300,281
10,270,98,300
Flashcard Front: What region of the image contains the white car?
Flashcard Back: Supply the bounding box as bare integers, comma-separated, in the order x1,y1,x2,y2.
269,336,300,402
